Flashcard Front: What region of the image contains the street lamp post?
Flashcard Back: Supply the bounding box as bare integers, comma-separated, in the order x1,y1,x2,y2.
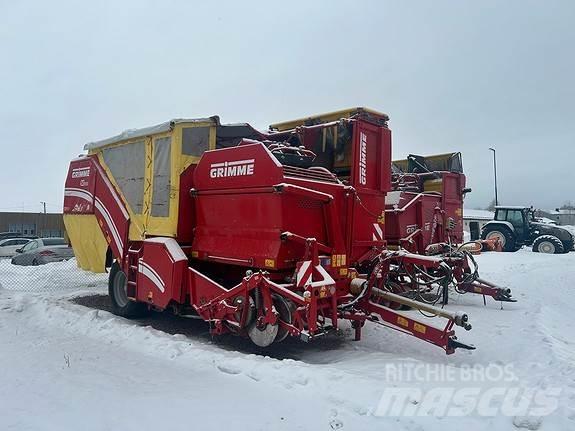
489,148,498,206
40,201,47,237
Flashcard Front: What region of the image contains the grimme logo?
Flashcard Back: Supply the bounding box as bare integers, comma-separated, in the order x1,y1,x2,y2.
209,159,255,178
71,167,90,178
359,132,367,185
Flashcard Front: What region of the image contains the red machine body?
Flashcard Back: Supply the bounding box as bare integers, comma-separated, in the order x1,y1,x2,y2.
384,155,514,303
64,109,478,354
191,121,390,270
385,172,465,252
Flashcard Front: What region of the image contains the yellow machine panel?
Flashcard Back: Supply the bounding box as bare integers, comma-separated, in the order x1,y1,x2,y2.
423,179,443,193
269,107,389,132
63,214,108,272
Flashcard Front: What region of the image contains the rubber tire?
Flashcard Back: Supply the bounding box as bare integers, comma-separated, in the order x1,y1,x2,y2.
532,235,564,254
108,262,149,318
481,226,517,252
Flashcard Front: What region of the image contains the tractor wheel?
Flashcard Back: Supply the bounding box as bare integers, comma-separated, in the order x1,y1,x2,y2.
532,235,564,254
108,262,149,318
481,226,516,252
561,242,573,253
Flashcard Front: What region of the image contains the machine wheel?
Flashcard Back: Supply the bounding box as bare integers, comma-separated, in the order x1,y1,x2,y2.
272,294,293,343
481,226,516,252
383,281,412,310
532,235,564,254
247,288,279,347
232,295,255,332
247,310,279,347
108,262,149,318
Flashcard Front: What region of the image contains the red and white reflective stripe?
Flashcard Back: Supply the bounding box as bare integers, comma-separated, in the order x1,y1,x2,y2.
64,187,93,202
312,263,336,287
296,260,336,288
296,260,313,287
138,260,165,293
65,186,124,254
65,187,123,252
93,161,129,220
372,223,384,241
94,197,123,253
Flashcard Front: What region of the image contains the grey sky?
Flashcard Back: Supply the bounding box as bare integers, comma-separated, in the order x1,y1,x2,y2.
1,0,573,212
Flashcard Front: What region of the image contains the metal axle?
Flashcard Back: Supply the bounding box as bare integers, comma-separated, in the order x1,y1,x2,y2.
350,278,471,330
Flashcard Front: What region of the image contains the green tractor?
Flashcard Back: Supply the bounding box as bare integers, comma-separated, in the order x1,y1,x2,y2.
481,206,574,254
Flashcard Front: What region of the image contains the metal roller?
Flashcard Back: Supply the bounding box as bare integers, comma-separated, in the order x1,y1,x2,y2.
350,278,471,330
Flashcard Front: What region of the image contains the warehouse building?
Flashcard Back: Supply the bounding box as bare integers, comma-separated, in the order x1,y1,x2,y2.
463,209,494,240
537,209,575,226
0,212,65,237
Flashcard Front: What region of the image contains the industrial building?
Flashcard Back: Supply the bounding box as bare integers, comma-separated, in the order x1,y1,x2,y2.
537,209,575,226
463,209,494,240
0,212,65,237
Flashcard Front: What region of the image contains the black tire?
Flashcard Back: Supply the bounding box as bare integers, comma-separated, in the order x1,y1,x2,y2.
532,235,564,254
108,262,149,318
481,225,516,252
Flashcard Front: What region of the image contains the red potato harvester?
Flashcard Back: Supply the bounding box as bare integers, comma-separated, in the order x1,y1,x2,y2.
383,154,515,305
64,108,481,354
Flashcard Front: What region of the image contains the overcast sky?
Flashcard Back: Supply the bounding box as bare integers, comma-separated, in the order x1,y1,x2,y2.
1,0,573,213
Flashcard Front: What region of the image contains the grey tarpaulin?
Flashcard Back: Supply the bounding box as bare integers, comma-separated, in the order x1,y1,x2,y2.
101,141,146,214
151,136,171,217
182,126,210,156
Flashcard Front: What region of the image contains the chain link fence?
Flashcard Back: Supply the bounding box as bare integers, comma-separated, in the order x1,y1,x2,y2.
0,257,107,292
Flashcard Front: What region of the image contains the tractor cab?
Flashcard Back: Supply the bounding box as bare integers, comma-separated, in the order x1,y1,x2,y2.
493,206,531,240
482,206,574,254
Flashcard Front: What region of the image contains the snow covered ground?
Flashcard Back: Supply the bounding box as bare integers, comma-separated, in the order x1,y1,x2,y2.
0,251,574,430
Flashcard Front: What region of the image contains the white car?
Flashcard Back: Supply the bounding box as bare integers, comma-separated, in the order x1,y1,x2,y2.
0,238,32,258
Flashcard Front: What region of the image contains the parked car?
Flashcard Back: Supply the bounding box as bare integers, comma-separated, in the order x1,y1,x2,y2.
0,238,32,258
0,232,38,242
11,238,74,266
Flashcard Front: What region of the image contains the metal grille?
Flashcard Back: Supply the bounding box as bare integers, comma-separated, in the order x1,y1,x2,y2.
297,198,323,210
282,166,339,184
